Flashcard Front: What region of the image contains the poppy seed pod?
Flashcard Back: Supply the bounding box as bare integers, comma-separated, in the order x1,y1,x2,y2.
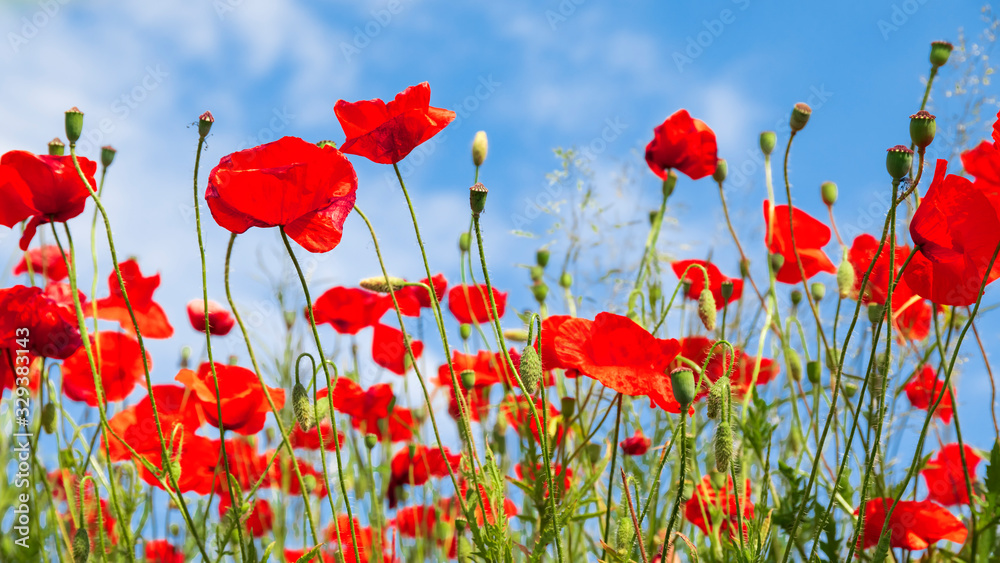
837,258,855,299
459,232,471,252
530,265,544,282
867,303,884,324
791,289,803,307
788,348,803,381
714,421,733,472
41,402,56,434
316,140,337,149
713,158,728,183
469,183,488,216
560,272,573,288
365,433,378,450
292,382,315,430
359,275,405,293
811,282,826,302
930,40,954,67
100,145,117,168
585,442,603,463
663,169,678,198
532,282,549,303
459,323,472,340
909,110,937,149
670,367,696,407
825,347,840,372
519,344,542,395
561,396,576,420
843,382,858,398
472,130,488,166
198,111,214,138
759,131,777,156
769,252,785,273
459,369,476,389
48,137,65,156
807,360,822,384
65,107,84,144
719,280,734,301
821,181,838,206
73,528,90,563
790,102,812,132
740,258,751,278
536,249,550,268
885,145,914,180
697,289,717,331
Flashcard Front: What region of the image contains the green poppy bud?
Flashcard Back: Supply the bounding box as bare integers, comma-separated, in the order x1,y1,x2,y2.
42,402,56,434
662,169,678,198
811,282,826,302
503,328,530,342
615,505,635,554
843,382,858,399
714,421,733,472
697,289,717,331
459,232,471,253
585,442,603,463
264,426,277,444
788,348,803,381
363,433,378,451
459,369,476,389
73,528,90,563
302,474,317,493
909,110,936,149
713,159,728,183
787,424,803,455
560,397,576,421
929,40,954,68
532,282,549,304
459,324,472,340
359,275,405,293
819,181,838,207
65,107,84,144
48,137,65,156
179,345,192,369
759,131,777,156
536,249,550,268
791,289,803,307
169,523,180,536
670,367,696,407
886,145,914,181
530,265,544,282
292,382,315,430
469,183,488,216
559,272,573,288
100,145,116,168
867,303,884,324
769,253,785,273
877,350,891,376
826,347,840,372
197,111,214,139
807,360,822,384
649,283,663,305
472,130,488,166
706,376,729,420
790,102,812,132
837,257,855,299
519,344,542,395
739,258,751,278
720,280,734,301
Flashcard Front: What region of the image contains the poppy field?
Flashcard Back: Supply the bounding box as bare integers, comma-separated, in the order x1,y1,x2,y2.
3,26,1000,563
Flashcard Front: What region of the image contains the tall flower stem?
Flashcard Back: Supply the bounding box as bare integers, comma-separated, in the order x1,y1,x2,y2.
658,410,688,561
601,393,624,560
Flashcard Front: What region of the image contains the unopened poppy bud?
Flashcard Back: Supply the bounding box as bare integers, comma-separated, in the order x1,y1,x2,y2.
788,348,803,381
559,272,573,288
469,183,488,216
821,181,838,206
811,282,826,302
720,280,734,301
843,382,858,398
292,382,315,430
706,376,729,420
837,257,855,299
198,111,214,138
536,249,550,268
166,458,182,483
459,232,471,252
697,289,716,331
885,145,914,180
65,107,84,144
459,369,476,389
791,289,803,307
302,474,317,493
519,344,542,395
739,258,751,278
585,442,603,463
73,528,90,563
790,102,812,132
48,137,65,156
909,110,937,149
561,396,576,421
930,40,954,68
42,402,56,434
169,523,180,536
826,347,840,372
503,328,530,342
670,367,696,407
359,275,405,293
100,145,116,168
615,506,635,553
228,354,238,366
867,303,884,324
807,360,822,384
459,323,472,340
877,350,891,376
179,345,192,369
662,169,678,198
472,130,488,166
714,421,733,472
532,282,548,304
769,253,785,273
788,424,803,455
760,131,777,156
713,158,728,183
529,265,544,282
360,433,376,451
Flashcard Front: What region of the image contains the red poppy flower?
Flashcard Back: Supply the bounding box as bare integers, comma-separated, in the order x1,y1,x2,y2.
14,244,69,282
219,496,273,537
290,420,345,451
437,348,545,422
394,503,457,558
671,336,780,396
52,471,118,552
175,362,285,435
0,150,97,250
961,109,1000,199
394,273,448,315
68,497,118,554
672,259,743,309
763,200,836,284
447,284,506,325
206,136,358,253
145,540,184,563
847,234,912,304
62,331,149,405
312,286,392,335
620,430,651,456
685,475,754,539
372,323,423,375
450,481,519,526
325,514,389,563
514,462,573,498
263,448,328,497
334,82,456,165
0,284,81,360
552,312,681,410
186,299,235,336
904,365,953,424
90,259,173,338
387,445,461,508
327,378,414,442
106,384,205,461
891,281,933,342
500,394,564,446
133,434,221,495
0,350,43,393
855,498,967,550
644,109,718,180
922,443,981,506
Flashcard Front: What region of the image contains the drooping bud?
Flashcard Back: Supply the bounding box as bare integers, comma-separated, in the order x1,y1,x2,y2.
791,289,803,307
811,282,826,302
759,131,777,156
42,402,57,434
459,324,472,340
469,183,488,216
714,421,733,472
697,289,717,331
365,433,378,450
459,232,471,253
532,283,549,304
669,367,696,407
662,169,678,198
885,145,914,180
720,280,734,301
530,265,544,282
790,102,812,132
560,397,576,421
198,111,214,138
615,499,636,554
536,249,550,268
837,256,855,299
807,360,822,384
292,382,315,430
472,131,488,166
73,528,90,563
867,303,884,324
459,369,476,389
769,253,785,273
713,159,728,183
909,110,937,149
48,137,65,156
100,145,117,168
503,328,530,342
821,181,838,206
929,40,954,68
559,272,573,288
65,107,84,144
788,348,803,381
519,344,542,395
706,376,729,420
359,275,406,293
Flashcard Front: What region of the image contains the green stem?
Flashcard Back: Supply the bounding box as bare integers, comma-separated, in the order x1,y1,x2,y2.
658,410,688,561
601,393,624,560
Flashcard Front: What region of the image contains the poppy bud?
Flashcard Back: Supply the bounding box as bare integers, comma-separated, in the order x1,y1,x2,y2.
811,282,826,302
284,310,296,330
559,272,573,288
670,367,696,407
788,348,803,381
706,376,729,420
530,265,544,282
649,283,663,306
228,355,238,366
826,347,840,372
759,131,777,156
867,303,884,324
503,328,530,342
787,424,803,455
714,421,733,472
837,257,855,299
791,289,803,307
739,258,751,278
843,382,858,398
292,382,315,430
166,457,182,483
877,350,891,376
821,181,838,206
179,345,192,369
359,275,405,293
807,360,822,384
790,102,812,132
536,249,550,268
519,344,542,395
561,396,576,420
697,289,717,331
65,107,84,144
662,169,678,198
459,232,471,252
615,506,635,554
42,402,56,434
316,140,337,149
929,40,954,68
459,324,472,340
720,280,733,301
713,158,728,183
532,282,549,304
585,442,603,463
48,137,65,156
909,110,937,149
314,398,330,422
100,145,117,168
198,111,214,138
885,145,914,180
769,253,785,273
472,130,488,166
364,433,378,450
73,528,90,563
649,210,660,225
169,523,180,536
469,183,488,216
460,369,476,389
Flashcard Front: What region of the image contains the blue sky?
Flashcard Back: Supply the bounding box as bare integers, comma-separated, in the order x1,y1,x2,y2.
2,0,999,490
